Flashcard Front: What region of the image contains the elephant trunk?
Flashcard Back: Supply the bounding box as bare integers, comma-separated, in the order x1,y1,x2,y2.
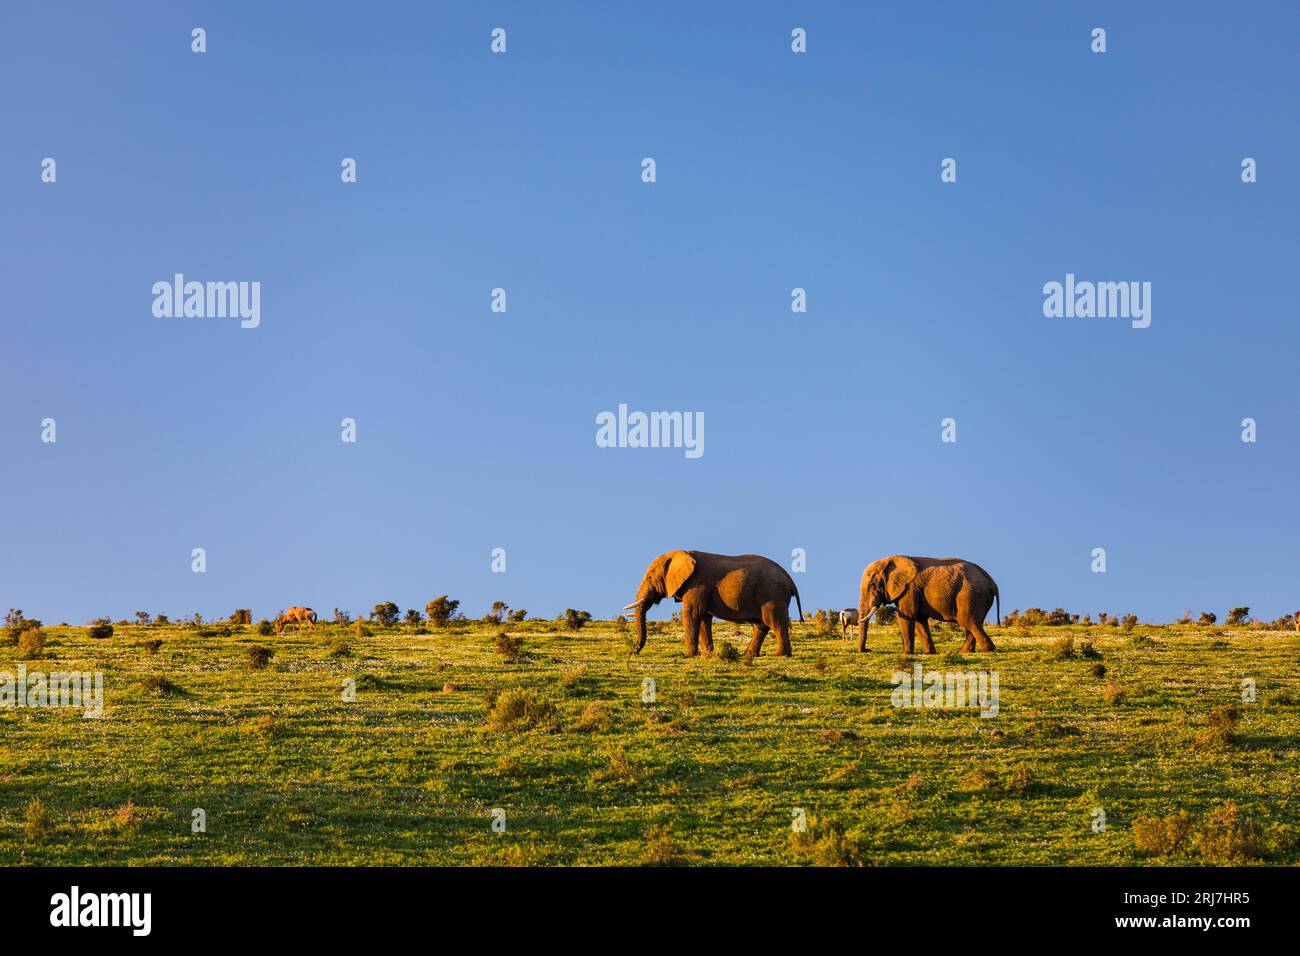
634,603,648,653
858,605,872,653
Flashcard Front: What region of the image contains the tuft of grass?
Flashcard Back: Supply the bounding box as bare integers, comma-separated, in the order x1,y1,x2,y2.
1050,636,1075,660
641,824,681,866
485,689,557,732
242,715,287,738
327,641,354,658
25,797,54,839
1194,705,1240,750
141,638,164,656
1088,662,1107,679
575,700,614,733
1195,800,1267,862
1078,640,1102,660
1103,683,1127,705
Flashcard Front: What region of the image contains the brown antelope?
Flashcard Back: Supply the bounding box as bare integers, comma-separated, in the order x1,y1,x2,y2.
275,606,317,634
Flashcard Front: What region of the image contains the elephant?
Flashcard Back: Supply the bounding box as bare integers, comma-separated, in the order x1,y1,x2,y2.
624,550,803,657
839,608,859,638
275,606,317,634
857,556,999,654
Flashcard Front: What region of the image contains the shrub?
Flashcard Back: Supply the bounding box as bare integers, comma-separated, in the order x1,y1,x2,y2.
485,689,557,732
153,613,170,625
352,619,372,637
641,824,681,866
230,609,252,625
404,608,423,626
333,608,352,625
134,611,151,625
257,619,274,636
1226,607,1250,626
1199,611,1217,625
24,797,54,839
486,601,509,625
141,638,164,655
789,815,863,867
509,609,527,623
136,674,181,695
494,631,524,662
247,645,275,670
874,606,897,626
327,641,354,658
1133,810,1195,856
1195,705,1240,750
1078,640,1101,660
562,609,592,631
426,596,461,627
1120,614,1138,631
17,627,46,659
371,602,400,627
811,609,837,636
1103,683,1127,705
1050,636,1075,660
575,700,614,733
1089,662,1107,679
1195,800,1267,862
87,619,113,640
716,640,740,663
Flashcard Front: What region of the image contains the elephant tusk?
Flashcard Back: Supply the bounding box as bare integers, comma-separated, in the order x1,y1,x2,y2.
622,602,643,611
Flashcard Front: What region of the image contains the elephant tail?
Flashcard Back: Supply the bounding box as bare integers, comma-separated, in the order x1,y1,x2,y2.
995,587,1001,626
793,586,804,624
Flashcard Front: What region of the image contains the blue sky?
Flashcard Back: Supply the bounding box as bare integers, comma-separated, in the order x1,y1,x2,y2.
3,1,1297,625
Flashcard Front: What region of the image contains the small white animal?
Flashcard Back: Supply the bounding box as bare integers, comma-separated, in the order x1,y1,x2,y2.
839,608,859,638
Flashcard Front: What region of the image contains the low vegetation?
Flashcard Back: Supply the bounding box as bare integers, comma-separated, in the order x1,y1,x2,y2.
0,616,1295,864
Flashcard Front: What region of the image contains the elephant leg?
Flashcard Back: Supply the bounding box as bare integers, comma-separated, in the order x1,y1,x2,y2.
970,620,996,652
898,617,916,655
917,618,937,654
772,610,793,657
681,606,701,657
699,616,714,656
747,624,769,657
960,630,976,653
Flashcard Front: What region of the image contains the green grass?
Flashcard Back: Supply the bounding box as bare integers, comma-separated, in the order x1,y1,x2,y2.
1,620,1297,865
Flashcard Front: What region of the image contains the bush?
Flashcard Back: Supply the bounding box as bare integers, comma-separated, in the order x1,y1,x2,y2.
257,619,274,636
509,609,527,623
135,674,182,695
24,797,54,839
811,609,837,636
154,613,170,625
247,645,275,670
371,602,400,627
716,640,740,663
426,596,461,627
1226,607,1250,626
230,609,252,625
1199,611,1217,625
494,631,524,662
1133,810,1195,856
641,824,682,866
17,627,45,659
333,608,352,625
1195,705,1240,750
87,619,113,640
486,601,509,625
142,639,163,655
1195,800,1267,862
874,606,897,626
562,609,592,631
789,815,863,867
486,689,557,732
1120,614,1138,631
1103,683,1127,705
1050,636,1075,660
575,701,614,733
1089,662,1107,679
1078,640,1101,660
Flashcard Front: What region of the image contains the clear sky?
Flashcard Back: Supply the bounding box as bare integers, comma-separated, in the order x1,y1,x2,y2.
3,1,1297,625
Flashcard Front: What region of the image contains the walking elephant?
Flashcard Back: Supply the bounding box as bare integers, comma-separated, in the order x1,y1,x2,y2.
623,550,804,657
857,556,999,654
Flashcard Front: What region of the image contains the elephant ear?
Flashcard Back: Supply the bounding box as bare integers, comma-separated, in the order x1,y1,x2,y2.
664,550,698,599
883,556,919,602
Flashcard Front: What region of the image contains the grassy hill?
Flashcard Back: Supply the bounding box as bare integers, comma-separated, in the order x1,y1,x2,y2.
2,618,1297,865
